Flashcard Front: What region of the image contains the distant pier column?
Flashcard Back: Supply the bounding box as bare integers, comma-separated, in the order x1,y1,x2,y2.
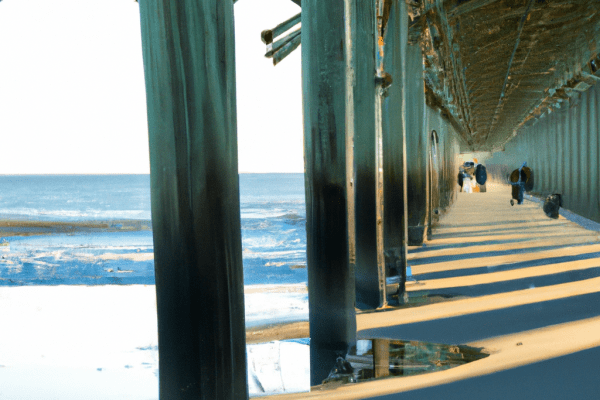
302,0,357,386
406,42,428,245
382,0,409,298
351,0,385,310
139,2,247,399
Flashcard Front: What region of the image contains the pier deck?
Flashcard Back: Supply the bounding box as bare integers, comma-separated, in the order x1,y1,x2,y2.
275,183,600,399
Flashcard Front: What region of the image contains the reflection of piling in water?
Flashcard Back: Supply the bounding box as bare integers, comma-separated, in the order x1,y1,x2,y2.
373,339,391,378
343,339,489,382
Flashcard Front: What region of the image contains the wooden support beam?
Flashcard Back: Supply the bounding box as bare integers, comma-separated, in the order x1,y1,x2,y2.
264,28,300,58
261,12,301,44
352,0,383,310
302,0,356,386
138,1,247,399
272,31,302,65
406,42,429,246
382,0,409,301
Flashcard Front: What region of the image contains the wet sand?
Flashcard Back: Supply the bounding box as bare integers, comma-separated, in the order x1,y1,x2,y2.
0,218,152,237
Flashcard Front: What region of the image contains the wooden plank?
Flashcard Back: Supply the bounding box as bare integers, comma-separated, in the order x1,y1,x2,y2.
261,12,301,44
272,32,302,65
264,28,300,58
138,1,247,398
302,0,356,386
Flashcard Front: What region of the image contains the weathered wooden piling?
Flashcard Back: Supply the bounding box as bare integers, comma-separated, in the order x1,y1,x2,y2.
406,42,428,245
302,0,357,386
428,129,440,240
351,0,384,310
382,0,409,298
138,1,247,399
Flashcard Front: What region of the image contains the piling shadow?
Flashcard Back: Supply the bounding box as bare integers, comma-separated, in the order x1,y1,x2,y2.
414,250,600,280
359,291,600,344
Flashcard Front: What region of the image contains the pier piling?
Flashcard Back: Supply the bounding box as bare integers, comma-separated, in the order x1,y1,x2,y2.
139,1,247,398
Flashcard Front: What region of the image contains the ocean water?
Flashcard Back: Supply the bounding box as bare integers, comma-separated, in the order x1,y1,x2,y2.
0,174,307,287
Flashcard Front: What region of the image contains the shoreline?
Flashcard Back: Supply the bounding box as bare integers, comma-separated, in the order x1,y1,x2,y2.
0,218,152,237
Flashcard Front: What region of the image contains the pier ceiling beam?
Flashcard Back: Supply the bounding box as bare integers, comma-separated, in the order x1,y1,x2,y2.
410,0,600,151
138,1,247,399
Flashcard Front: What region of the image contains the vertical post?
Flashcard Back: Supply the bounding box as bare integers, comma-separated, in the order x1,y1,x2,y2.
302,0,357,386
405,43,428,245
138,2,247,399
382,0,409,300
351,0,383,310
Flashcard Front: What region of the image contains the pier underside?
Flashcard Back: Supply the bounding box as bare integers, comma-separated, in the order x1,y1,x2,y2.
267,183,600,399
132,0,600,395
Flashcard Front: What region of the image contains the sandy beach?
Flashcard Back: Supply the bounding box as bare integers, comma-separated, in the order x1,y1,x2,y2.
3,183,600,399
0,282,311,399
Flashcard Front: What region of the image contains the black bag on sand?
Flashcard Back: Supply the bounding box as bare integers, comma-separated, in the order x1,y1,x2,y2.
543,194,562,219
475,164,487,186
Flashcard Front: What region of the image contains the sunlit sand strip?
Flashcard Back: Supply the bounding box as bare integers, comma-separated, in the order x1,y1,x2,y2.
432,224,585,237
357,275,600,331
408,257,600,291
412,243,600,275
433,219,571,234
423,229,591,246
268,317,600,399
435,213,559,226
408,235,600,260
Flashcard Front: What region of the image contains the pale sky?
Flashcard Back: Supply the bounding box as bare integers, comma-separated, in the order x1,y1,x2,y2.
0,0,303,174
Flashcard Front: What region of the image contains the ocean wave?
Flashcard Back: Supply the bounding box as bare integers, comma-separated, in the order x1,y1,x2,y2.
241,220,273,230
242,249,306,260
242,236,304,250
0,208,150,221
